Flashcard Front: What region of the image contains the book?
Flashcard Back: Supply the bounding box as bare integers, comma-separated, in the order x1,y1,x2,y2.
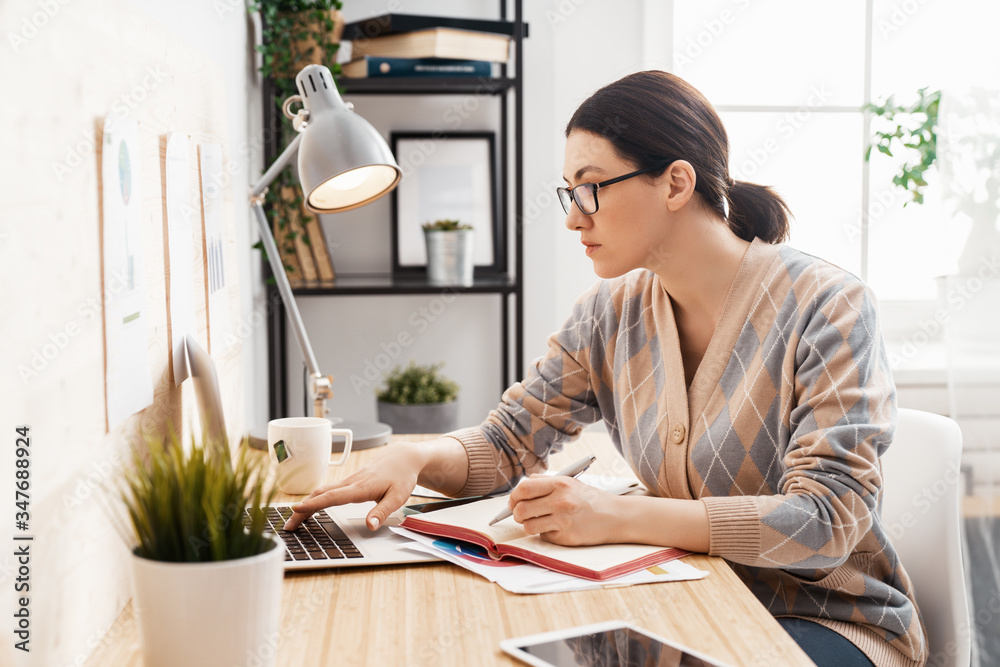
342,56,494,79
302,205,335,284
281,186,318,284
342,13,526,40
399,495,687,581
350,27,510,64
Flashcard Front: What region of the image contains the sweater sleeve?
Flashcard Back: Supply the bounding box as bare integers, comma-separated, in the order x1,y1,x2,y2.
446,283,610,497
703,279,896,570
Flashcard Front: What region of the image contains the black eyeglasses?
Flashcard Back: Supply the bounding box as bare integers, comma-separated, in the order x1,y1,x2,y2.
557,163,671,215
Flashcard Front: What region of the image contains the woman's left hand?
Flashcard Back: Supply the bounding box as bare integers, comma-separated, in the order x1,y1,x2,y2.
508,474,622,546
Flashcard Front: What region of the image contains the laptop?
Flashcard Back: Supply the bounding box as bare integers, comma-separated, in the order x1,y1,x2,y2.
184,335,440,570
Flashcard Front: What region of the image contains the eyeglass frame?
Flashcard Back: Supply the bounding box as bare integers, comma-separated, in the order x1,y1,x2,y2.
557,161,673,215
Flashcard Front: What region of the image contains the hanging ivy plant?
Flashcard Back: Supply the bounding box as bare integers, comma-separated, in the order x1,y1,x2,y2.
864,87,941,206
248,0,344,275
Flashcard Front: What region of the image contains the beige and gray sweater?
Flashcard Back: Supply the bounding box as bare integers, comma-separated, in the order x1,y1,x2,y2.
448,238,926,667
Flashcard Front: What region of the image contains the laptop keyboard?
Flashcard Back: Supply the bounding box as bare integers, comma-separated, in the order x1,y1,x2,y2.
244,506,364,562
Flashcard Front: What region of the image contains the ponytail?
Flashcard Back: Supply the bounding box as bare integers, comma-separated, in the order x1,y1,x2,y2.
725,180,791,244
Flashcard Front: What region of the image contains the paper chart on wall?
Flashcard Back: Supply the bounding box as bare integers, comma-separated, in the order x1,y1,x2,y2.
165,132,198,385
101,116,154,430
198,143,233,354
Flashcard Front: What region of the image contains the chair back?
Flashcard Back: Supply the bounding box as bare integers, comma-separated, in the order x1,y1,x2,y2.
881,408,971,667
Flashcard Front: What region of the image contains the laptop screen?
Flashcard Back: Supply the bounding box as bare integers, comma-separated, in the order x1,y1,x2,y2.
184,334,228,452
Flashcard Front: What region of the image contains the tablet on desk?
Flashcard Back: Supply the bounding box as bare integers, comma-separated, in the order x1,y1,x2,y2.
501,621,733,667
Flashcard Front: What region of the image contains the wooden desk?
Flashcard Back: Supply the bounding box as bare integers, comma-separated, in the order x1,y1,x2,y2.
87,433,814,666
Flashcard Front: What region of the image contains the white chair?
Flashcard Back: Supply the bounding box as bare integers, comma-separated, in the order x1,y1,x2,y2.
881,408,971,667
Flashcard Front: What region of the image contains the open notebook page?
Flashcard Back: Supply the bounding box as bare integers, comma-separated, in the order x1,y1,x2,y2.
413,496,674,572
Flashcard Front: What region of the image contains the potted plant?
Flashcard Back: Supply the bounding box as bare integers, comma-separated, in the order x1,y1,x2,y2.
376,361,460,434
423,219,475,286
120,434,283,667
866,87,1000,275
865,86,940,207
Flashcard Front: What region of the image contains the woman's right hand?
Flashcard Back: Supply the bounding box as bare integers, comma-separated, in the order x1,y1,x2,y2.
281,437,470,532
282,443,423,532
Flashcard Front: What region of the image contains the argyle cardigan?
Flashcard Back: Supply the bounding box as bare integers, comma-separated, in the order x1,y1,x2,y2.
448,239,926,667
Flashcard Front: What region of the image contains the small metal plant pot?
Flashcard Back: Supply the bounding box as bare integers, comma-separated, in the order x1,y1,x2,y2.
424,229,474,286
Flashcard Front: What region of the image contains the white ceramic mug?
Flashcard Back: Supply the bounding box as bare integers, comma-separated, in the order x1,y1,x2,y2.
267,417,353,495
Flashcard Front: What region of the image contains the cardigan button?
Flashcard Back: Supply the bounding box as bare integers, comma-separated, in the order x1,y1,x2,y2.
670,424,686,444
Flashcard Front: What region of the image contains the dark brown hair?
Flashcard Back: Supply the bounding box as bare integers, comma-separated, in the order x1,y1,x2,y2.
566,70,790,244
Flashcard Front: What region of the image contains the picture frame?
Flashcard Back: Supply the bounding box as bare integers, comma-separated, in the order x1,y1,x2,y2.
390,131,503,277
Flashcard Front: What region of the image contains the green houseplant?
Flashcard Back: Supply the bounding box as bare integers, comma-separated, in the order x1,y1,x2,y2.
120,434,283,667
422,219,475,286
864,86,941,206
376,361,460,434
866,87,1000,275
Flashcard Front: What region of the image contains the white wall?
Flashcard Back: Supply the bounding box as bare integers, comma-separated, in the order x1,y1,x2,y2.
0,1,259,664
132,0,265,450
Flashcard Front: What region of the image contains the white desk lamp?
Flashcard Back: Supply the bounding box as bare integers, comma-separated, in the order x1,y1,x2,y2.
249,64,401,449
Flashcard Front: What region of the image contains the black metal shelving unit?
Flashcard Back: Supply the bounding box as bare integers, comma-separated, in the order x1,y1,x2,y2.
264,1,525,419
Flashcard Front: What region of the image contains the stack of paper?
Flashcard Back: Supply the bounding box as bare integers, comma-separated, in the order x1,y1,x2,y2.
392,527,708,594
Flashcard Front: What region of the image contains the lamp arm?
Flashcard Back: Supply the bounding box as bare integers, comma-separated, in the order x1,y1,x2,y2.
249,134,332,417
250,133,302,198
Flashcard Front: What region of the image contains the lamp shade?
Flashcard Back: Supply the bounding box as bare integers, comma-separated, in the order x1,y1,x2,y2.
294,65,402,213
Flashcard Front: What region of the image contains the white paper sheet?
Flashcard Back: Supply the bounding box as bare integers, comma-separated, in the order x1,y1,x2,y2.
165,132,197,385
392,527,708,595
197,143,232,354
101,116,154,430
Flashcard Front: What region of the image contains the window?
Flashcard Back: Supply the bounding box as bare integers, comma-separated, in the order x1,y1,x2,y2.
672,0,1000,309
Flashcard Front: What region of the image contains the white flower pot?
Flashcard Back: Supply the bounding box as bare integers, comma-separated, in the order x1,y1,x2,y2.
130,537,284,667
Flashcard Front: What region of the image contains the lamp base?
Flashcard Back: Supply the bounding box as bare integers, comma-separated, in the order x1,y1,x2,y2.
246,419,392,452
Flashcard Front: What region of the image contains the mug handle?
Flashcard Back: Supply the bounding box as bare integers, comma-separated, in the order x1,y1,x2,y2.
329,428,353,466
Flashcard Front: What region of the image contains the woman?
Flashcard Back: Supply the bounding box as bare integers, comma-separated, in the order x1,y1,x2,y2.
286,71,925,667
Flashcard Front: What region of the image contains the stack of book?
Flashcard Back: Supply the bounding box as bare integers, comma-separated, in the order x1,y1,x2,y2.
275,186,336,287
340,13,524,79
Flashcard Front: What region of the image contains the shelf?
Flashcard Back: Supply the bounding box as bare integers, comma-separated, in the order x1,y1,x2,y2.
340,77,516,96
265,0,524,418
290,273,515,296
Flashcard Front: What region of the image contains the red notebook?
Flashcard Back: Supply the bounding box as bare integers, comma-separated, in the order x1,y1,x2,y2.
400,496,687,582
